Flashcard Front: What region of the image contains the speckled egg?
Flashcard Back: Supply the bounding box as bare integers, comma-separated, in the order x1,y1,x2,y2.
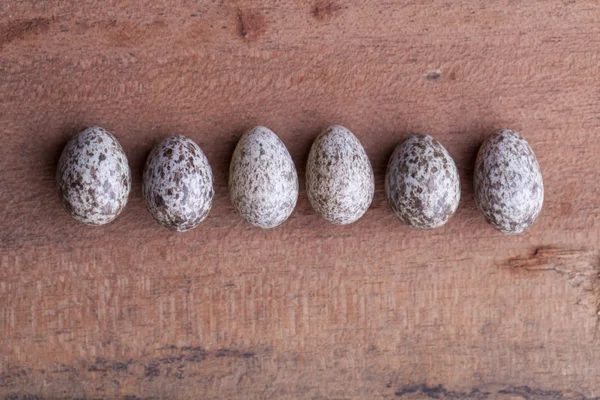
474,129,544,234
229,126,298,228
385,134,460,229
142,136,214,232
306,125,374,224
56,126,131,225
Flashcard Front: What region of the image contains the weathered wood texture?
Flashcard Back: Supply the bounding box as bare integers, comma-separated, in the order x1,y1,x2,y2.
1,0,600,398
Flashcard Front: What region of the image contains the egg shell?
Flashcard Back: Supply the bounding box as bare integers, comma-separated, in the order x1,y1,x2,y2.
229,126,299,228
474,129,544,234
385,134,460,229
143,136,214,232
306,125,374,225
56,126,131,225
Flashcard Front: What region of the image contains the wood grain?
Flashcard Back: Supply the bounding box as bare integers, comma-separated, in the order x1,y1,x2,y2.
1,0,600,398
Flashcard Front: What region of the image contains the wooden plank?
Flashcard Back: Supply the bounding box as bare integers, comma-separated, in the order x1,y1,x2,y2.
1,0,599,398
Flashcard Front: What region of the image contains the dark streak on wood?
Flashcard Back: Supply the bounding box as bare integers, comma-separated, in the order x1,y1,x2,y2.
0,18,52,48
395,384,599,400
87,358,135,373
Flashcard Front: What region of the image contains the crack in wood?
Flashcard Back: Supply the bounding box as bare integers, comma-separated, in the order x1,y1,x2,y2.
508,247,598,285
508,246,600,339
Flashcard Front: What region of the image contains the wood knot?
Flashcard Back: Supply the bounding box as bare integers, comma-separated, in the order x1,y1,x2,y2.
312,1,343,21
237,10,266,39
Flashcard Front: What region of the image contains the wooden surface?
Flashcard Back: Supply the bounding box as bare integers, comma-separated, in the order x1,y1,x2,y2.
1,0,600,398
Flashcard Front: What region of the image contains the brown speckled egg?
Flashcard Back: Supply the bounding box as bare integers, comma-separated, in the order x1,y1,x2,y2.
385,134,460,229
474,129,544,234
306,125,374,224
143,136,214,232
56,126,131,225
229,126,298,228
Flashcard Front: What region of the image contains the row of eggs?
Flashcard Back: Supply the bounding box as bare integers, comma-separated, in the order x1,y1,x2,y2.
57,125,544,234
